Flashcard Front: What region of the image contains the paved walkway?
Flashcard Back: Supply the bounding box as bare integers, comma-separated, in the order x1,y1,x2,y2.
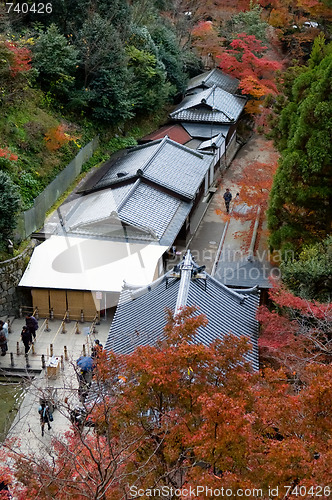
1,315,112,456
188,133,278,280
0,315,112,373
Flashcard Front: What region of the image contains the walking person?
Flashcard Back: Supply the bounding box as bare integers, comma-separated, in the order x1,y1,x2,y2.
39,402,52,436
91,339,103,359
25,313,38,341
223,188,232,214
0,323,8,356
21,326,32,354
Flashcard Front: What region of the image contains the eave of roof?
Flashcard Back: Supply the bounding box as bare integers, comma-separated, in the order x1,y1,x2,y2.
181,122,230,139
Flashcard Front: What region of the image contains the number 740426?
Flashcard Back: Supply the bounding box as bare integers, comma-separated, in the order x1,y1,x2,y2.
6,3,53,14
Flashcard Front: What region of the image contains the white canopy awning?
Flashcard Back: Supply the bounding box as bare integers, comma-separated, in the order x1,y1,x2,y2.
19,236,168,292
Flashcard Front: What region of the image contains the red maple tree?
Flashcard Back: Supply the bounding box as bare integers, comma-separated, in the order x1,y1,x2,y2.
44,124,77,151
4,41,31,77
217,33,283,112
0,147,18,161
257,284,332,375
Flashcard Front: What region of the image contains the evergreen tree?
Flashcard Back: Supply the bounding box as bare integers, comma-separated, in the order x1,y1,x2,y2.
32,24,79,99
126,25,173,113
226,4,268,43
280,236,332,302
268,51,332,253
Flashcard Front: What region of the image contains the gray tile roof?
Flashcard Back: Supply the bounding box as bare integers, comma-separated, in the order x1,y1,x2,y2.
182,122,230,139
139,140,212,198
64,180,192,246
94,142,160,190
105,251,260,370
183,139,204,150
214,259,280,289
66,184,134,231
186,68,240,94
170,86,246,124
119,182,192,245
92,137,213,199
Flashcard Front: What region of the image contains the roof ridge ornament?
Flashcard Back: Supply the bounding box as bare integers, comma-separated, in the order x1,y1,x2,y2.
201,84,216,106
174,250,194,318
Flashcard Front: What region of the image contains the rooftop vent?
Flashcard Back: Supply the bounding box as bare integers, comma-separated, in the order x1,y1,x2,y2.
117,171,128,178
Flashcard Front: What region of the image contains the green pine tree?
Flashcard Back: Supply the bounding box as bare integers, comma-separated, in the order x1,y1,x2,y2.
268,51,332,254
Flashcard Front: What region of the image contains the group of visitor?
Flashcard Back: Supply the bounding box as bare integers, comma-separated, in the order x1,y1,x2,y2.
0,313,39,357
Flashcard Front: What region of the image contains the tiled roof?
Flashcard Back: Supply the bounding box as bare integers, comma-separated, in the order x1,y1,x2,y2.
91,137,213,199
181,123,230,139
186,68,240,94
170,86,246,124
94,142,161,190
66,184,133,230
214,259,280,289
119,182,192,245
141,124,192,144
64,179,192,246
105,251,260,370
183,139,204,150
139,139,212,198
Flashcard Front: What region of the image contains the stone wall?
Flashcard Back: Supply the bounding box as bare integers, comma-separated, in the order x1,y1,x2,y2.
0,241,36,317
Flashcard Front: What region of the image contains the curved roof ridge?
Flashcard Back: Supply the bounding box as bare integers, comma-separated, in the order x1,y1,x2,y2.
206,274,249,303
123,272,171,300
129,138,163,151
163,135,205,159
205,68,217,84
229,285,260,295
201,84,216,104
172,87,211,114
137,136,168,175
113,178,141,213
185,252,251,304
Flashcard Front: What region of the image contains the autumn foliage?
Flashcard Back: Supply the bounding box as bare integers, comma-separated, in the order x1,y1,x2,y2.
4,41,31,77
2,306,332,497
191,21,224,61
44,124,76,151
0,147,18,161
257,284,332,375
217,33,282,112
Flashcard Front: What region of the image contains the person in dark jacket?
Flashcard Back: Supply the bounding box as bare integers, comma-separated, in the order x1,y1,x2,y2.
25,313,38,340
91,339,103,359
21,326,33,354
223,188,232,214
39,403,52,436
